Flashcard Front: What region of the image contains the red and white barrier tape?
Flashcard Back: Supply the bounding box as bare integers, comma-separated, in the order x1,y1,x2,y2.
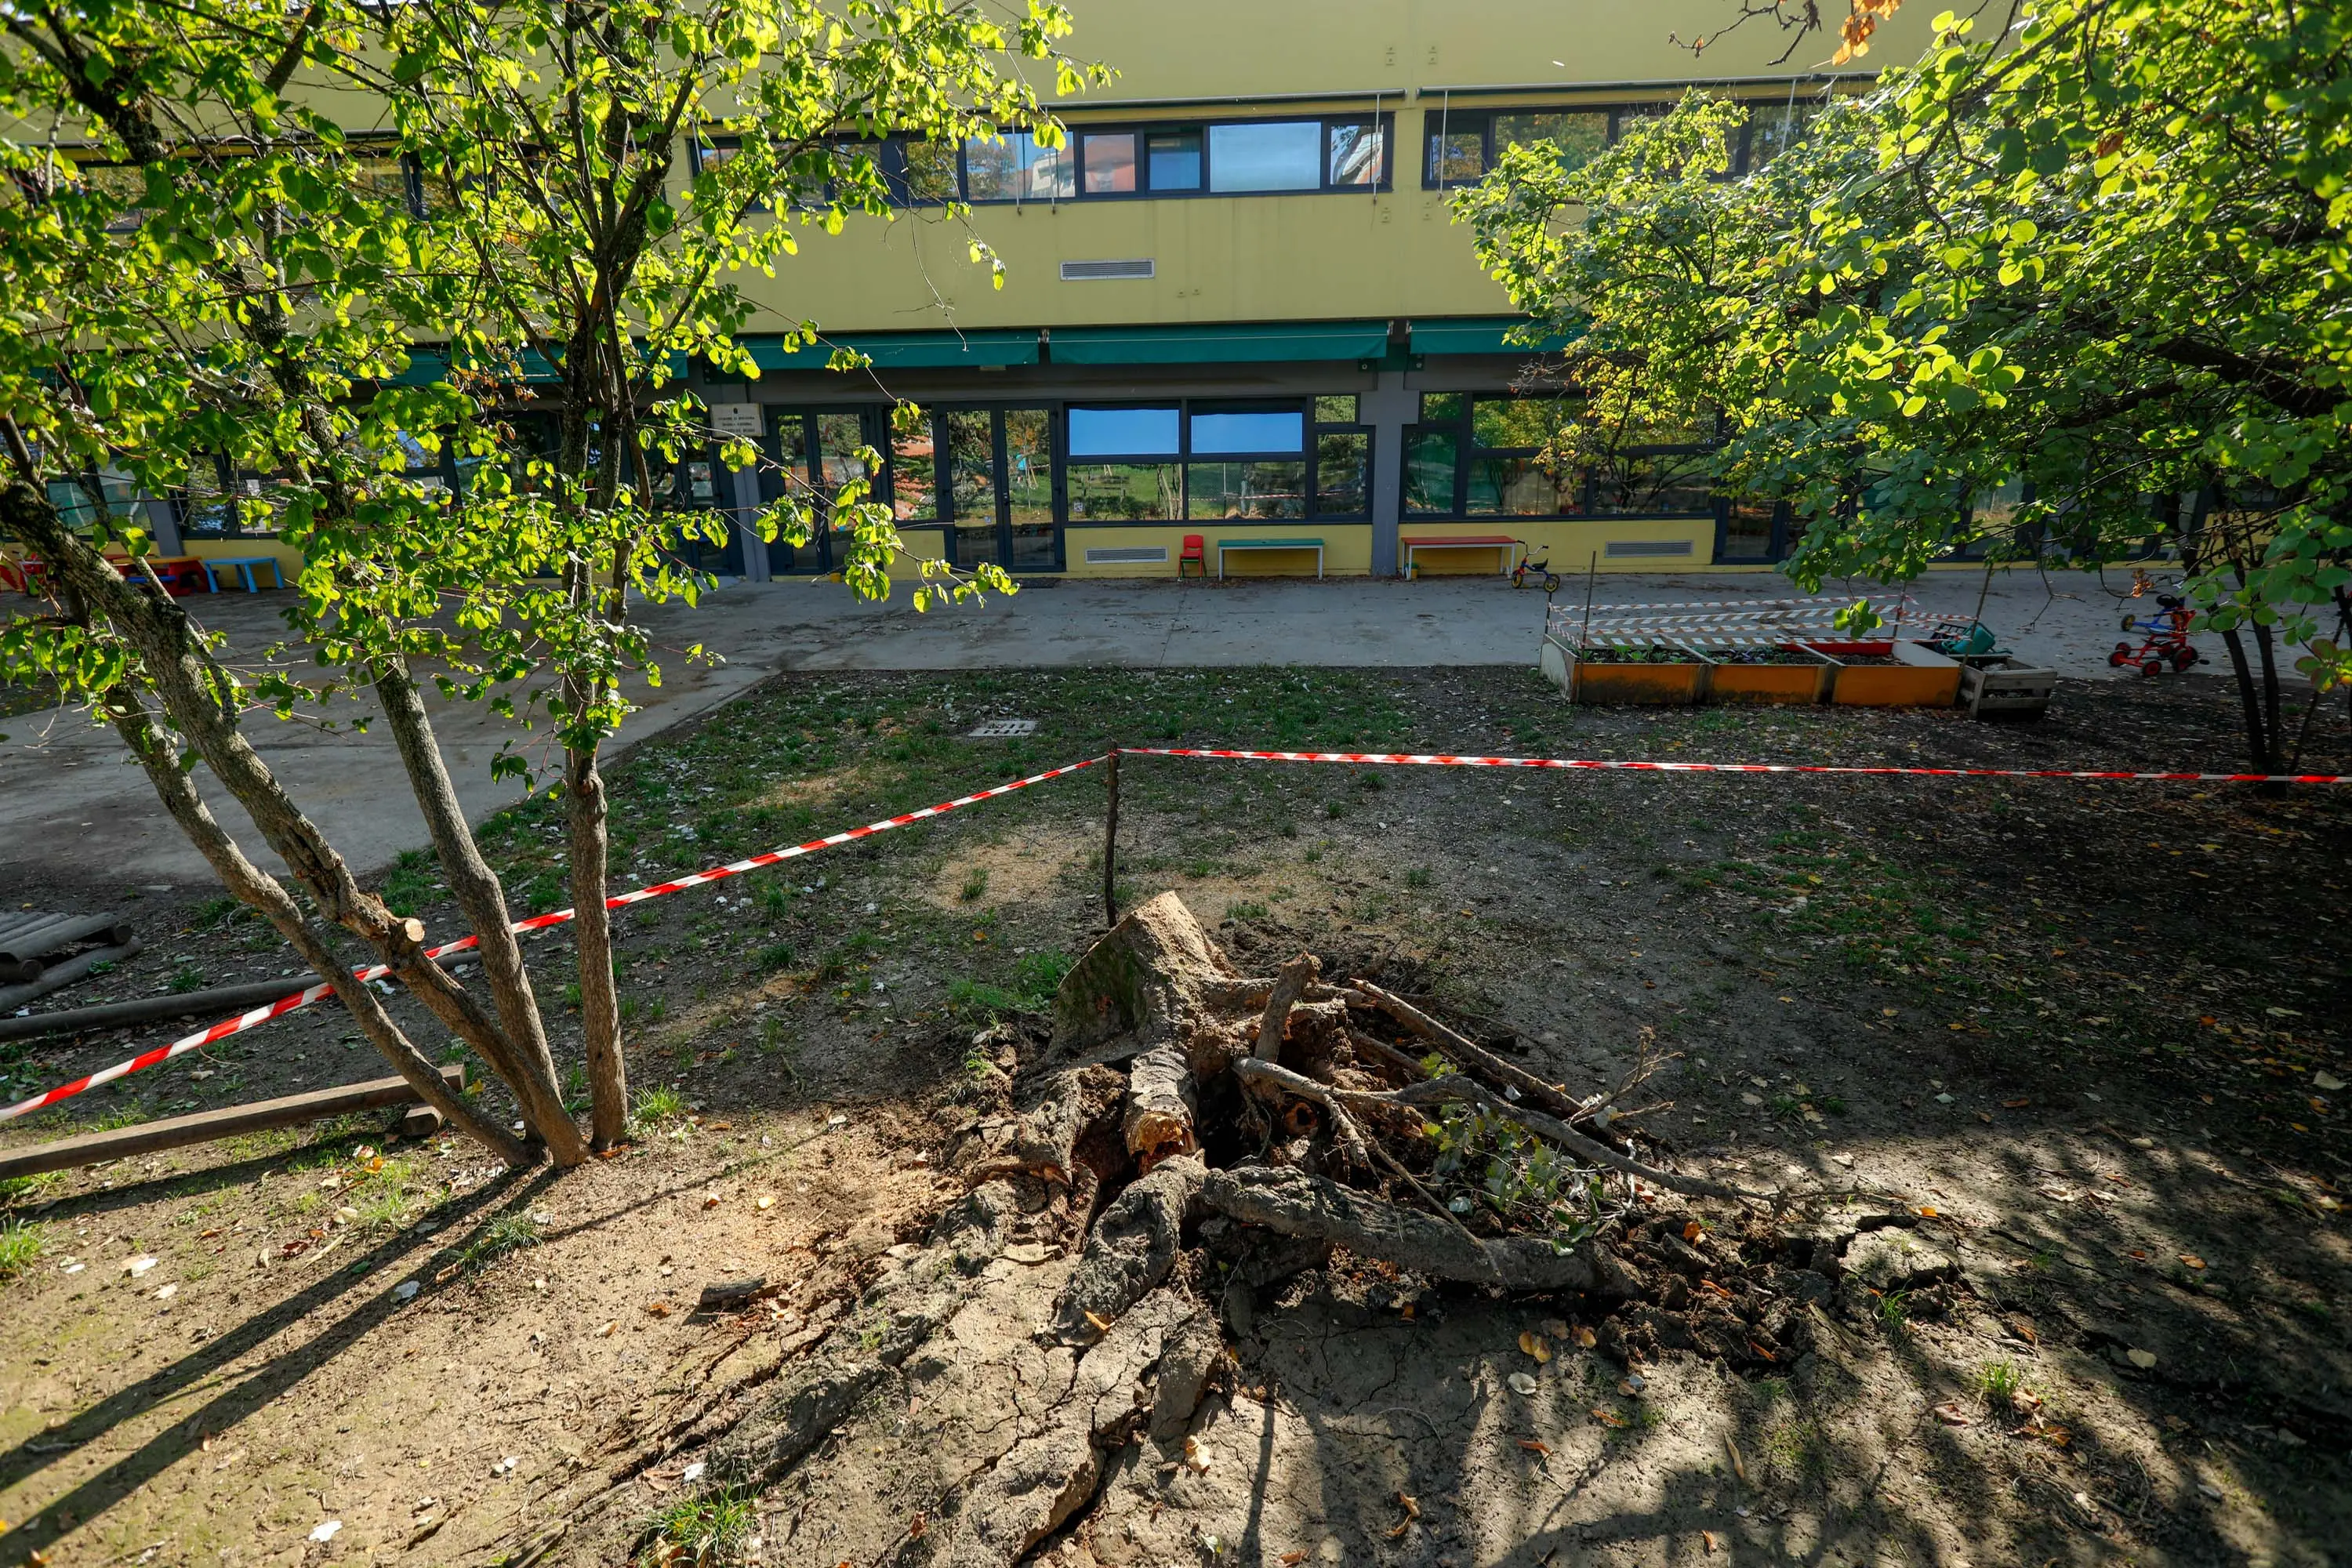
1114,747,2352,785
0,755,1102,1122
9,740,2348,1124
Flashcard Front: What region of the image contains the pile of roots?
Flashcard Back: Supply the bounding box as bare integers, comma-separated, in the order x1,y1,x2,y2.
972,891,1759,1341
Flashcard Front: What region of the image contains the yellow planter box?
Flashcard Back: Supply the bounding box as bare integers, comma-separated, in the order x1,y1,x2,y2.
1705,646,1832,706
1810,641,1962,707
1541,637,1707,705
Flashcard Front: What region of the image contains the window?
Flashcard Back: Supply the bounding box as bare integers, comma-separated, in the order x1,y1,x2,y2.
1589,452,1714,515
45,467,142,532
1422,98,1823,187
1411,394,1705,518
1069,463,1180,521
1069,406,1179,458
1209,122,1322,192
1310,397,1370,519
1327,122,1387,185
1190,410,1303,455
901,139,960,203
1147,131,1203,191
891,419,937,521
1717,498,1783,561
964,131,1073,201
352,153,423,218
1081,132,1138,194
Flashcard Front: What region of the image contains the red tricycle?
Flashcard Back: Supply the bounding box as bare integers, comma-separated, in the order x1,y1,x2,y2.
2111,594,2200,677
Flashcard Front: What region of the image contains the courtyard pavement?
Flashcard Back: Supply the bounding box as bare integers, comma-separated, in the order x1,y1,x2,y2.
0,565,2217,888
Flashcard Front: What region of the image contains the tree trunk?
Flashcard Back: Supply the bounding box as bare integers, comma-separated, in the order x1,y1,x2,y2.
2220,626,2281,774
565,730,628,1149
102,690,530,1166
0,474,564,1161
372,659,583,1161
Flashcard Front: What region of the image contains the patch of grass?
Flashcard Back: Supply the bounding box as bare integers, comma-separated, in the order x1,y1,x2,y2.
1761,1416,1831,1481
1404,867,1432,888
1976,1359,2025,1406
755,942,796,973
192,896,241,929
356,1190,410,1231
382,848,437,918
633,1085,688,1125
643,1487,757,1567
0,1171,60,1207
1872,1289,1911,1334
167,964,207,994
457,1212,542,1269
1225,899,1269,922
958,866,989,902
0,1218,49,1279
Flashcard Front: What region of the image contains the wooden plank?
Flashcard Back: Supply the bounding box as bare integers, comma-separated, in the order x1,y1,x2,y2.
0,1063,466,1179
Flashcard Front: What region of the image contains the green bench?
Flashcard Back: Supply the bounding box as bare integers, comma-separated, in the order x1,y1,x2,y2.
1215,536,1324,579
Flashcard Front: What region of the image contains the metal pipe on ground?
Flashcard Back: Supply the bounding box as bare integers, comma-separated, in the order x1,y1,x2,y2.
0,1063,466,1180
0,942,142,1014
0,950,480,1042
0,913,130,966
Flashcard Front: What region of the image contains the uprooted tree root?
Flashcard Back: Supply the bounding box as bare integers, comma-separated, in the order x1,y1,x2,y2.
577,892,1967,1566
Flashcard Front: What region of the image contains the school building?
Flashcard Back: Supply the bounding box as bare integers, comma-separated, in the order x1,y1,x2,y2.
101,2,1935,585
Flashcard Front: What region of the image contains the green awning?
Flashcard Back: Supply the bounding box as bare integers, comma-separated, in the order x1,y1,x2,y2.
746,329,1040,371
1049,321,1391,366
1410,317,1581,357
380,346,655,387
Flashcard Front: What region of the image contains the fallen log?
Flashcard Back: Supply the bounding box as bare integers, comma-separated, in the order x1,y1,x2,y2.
1200,1164,1631,1294
0,941,143,1015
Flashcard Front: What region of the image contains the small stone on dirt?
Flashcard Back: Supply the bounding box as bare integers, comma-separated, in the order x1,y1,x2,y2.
1843,1230,1956,1292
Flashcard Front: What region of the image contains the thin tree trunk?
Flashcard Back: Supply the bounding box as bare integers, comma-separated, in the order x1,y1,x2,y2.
371,659,585,1161
2219,626,2278,774
1,468,568,1161
565,727,627,1148
100,689,532,1166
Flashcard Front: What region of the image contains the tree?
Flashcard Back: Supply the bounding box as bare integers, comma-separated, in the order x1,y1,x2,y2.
0,0,1090,1156
1457,0,2352,771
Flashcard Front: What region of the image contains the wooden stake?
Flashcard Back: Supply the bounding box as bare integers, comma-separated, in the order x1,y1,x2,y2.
1102,748,1122,928
0,1063,466,1181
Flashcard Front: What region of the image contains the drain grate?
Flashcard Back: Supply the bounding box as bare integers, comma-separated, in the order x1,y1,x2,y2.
967,718,1038,738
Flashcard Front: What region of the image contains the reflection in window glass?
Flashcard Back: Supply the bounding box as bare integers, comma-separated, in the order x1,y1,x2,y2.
179,456,234,537
1471,397,1576,451
891,418,937,521
353,156,414,214
1404,428,1458,514
1719,498,1778,559
1315,433,1368,516
1590,455,1714,515
1426,129,1483,184
1147,131,1203,191
1314,395,1359,423
1189,410,1303,455
1082,132,1138,194
903,139,959,201
1494,111,1609,167
815,413,870,499
1185,461,1306,520
1068,406,1179,458
1004,409,1054,523
45,468,142,532
1327,122,1385,185
686,461,717,504
1067,462,1179,521
1419,392,1466,423
1208,122,1322,192
964,132,1073,201
1969,475,2026,534
772,412,810,479
1746,102,1819,169
946,410,996,524
1468,456,1580,516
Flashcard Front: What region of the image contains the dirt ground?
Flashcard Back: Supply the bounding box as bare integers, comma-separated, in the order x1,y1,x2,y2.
2,664,2347,1567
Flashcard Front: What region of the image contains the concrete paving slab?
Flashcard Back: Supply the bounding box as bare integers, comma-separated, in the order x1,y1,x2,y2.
0,565,2214,890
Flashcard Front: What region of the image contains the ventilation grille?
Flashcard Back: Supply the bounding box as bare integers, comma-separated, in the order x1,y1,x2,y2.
1084,546,1170,564
1604,539,1696,558
1060,258,1156,281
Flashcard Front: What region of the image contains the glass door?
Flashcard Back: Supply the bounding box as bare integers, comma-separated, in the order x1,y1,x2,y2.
946,409,1000,568
1003,408,1058,572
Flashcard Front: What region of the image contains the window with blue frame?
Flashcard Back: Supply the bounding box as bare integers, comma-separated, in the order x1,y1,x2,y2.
898,114,1389,205
1421,97,1826,187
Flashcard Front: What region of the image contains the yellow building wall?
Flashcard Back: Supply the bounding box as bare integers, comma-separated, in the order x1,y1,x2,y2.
720,0,1936,335
1402,517,1718,572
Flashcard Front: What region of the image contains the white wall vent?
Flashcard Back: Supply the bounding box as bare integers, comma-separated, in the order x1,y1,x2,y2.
1604,539,1696,558
1060,258,1156,281
1084,545,1170,564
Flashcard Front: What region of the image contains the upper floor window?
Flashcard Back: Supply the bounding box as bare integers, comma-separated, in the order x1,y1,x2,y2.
1421,98,1821,188
908,114,1392,205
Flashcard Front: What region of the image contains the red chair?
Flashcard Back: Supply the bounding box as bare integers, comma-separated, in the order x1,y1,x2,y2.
1178,533,1206,581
